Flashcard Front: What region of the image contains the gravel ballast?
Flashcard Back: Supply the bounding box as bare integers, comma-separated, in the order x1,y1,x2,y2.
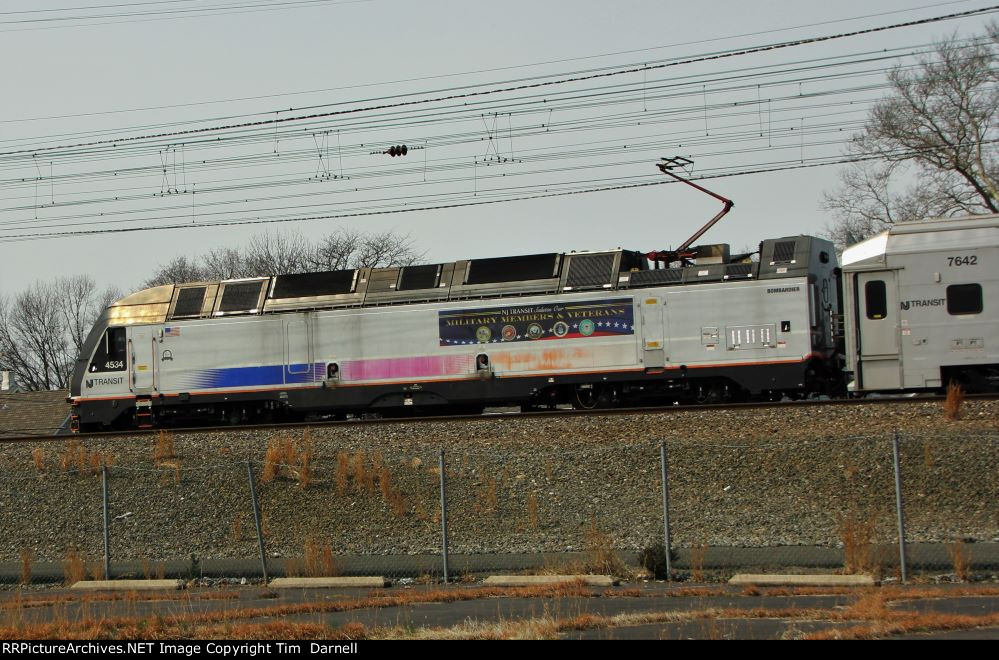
0,400,996,570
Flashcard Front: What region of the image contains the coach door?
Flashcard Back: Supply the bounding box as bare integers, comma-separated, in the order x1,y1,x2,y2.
284,316,313,383
641,297,666,369
128,326,157,393
856,271,901,390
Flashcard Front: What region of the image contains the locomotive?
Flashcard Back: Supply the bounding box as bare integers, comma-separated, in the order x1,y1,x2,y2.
67,203,998,432
70,230,848,431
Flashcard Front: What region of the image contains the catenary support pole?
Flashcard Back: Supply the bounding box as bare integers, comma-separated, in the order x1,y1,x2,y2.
439,448,449,585
102,465,110,580
660,441,673,580
891,430,908,584
246,461,268,584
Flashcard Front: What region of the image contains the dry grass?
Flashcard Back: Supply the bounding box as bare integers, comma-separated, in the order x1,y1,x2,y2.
153,430,175,464
477,478,498,514
87,561,105,581
351,450,374,494
19,548,31,586
261,434,314,487
577,520,628,577
374,464,407,516
62,547,87,585
297,431,313,489
690,543,708,582
283,557,302,578
59,440,81,472
31,448,45,473
157,460,182,486
261,436,290,484
536,522,629,578
527,493,539,530
304,537,339,577
944,381,965,420
838,511,878,575
947,539,972,581
378,465,392,501
335,451,349,496
231,514,244,543
59,439,112,475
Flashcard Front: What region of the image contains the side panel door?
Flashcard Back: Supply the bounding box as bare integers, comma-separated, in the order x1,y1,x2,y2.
641,296,666,369
856,271,901,389
128,326,157,392
284,315,313,383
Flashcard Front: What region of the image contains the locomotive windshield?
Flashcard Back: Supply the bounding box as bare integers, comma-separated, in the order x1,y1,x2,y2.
89,327,126,373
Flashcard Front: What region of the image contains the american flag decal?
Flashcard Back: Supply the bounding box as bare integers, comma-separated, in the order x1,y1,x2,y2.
164,327,181,337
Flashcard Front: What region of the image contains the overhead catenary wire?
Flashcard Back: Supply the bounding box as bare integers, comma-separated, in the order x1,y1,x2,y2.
3,139,992,242
3,4,995,157
0,44,980,209
0,6,994,244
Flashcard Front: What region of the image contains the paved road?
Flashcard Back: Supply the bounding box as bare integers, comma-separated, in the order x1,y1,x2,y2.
2,582,998,639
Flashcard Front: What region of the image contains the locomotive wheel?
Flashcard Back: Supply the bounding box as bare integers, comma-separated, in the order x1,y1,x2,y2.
573,384,611,410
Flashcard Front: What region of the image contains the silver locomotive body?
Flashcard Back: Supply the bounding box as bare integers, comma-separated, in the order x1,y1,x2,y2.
70,235,842,431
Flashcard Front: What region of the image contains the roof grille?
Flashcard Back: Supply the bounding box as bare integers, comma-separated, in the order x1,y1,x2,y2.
772,240,796,263
219,281,265,313
467,253,559,285
271,270,355,299
398,264,440,291
628,269,683,287
724,263,754,279
565,253,615,289
172,287,206,318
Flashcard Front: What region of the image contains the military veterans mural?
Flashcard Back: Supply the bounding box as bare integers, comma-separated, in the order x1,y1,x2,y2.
439,297,634,346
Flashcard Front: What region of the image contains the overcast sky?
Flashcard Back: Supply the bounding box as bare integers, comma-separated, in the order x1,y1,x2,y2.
0,0,994,298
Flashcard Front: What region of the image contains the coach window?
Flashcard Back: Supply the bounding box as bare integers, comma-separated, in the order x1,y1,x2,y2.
865,280,887,320
89,327,127,372
947,284,983,315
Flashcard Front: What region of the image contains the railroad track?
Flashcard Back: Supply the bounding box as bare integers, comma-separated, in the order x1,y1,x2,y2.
2,392,995,443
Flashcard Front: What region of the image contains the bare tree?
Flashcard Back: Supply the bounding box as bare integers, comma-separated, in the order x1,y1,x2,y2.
0,276,121,391
351,230,424,268
147,228,424,285
0,283,71,390
145,255,207,287
55,276,123,355
201,246,249,280
304,229,364,271
243,230,311,275
824,24,998,248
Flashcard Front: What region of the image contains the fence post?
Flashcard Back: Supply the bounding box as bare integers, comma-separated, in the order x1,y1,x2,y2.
102,465,110,580
659,441,673,581
439,448,449,585
246,461,268,584
891,429,908,584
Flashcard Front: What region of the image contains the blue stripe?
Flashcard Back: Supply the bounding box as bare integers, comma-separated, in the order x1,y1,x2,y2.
188,363,322,388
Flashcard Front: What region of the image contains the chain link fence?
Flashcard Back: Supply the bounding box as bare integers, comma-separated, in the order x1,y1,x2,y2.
0,429,995,583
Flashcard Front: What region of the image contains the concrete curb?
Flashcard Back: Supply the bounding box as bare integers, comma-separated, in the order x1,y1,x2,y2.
483,575,618,587
70,579,185,591
268,577,388,589
729,574,876,587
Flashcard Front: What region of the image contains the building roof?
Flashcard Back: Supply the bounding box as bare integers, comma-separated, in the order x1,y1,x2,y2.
0,389,71,438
